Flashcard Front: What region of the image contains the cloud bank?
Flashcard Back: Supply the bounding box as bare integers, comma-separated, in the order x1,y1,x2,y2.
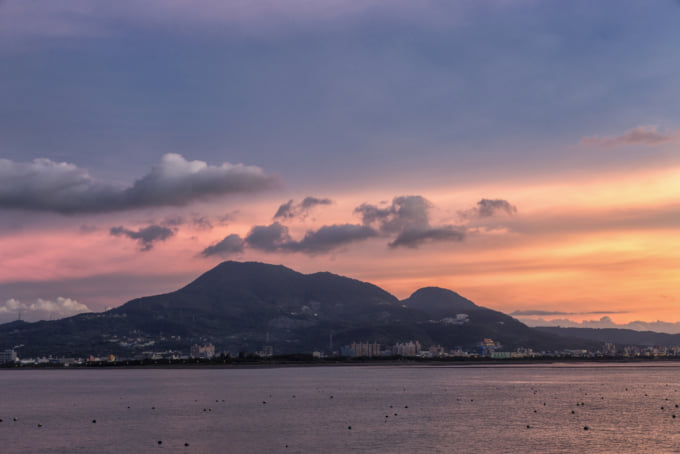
518,315,680,335
0,153,276,214
202,194,515,257
202,222,376,257
511,310,626,317
0,297,92,324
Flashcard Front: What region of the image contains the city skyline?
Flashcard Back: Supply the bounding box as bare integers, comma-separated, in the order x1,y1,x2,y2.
2,1,680,327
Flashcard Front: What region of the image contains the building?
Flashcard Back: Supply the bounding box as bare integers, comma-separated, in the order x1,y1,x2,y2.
393,341,422,357
350,341,381,357
190,343,215,359
0,349,16,364
429,344,446,356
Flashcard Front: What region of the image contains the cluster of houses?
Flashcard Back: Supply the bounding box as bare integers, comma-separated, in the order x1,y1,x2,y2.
6,339,680,366
336,339,521,359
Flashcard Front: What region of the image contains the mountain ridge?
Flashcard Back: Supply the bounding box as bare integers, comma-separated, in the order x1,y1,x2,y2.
1,261,593,356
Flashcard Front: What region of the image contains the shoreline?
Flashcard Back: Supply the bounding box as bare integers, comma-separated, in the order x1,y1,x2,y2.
5,356,680,370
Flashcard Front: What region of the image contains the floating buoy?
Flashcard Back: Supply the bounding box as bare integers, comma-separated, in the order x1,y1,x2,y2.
157,440,162,445
185,443,189,447
526,425,530,429
92,420,96,423
348,426,352,430
584,426,589,431
37,424,42,428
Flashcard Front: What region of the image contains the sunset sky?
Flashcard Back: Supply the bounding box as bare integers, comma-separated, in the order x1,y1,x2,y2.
2,1,680,329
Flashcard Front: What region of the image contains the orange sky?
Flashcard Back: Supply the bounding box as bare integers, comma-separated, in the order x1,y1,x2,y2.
2,158,679,325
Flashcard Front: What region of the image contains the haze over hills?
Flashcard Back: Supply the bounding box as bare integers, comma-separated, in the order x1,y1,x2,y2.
0,261,605,357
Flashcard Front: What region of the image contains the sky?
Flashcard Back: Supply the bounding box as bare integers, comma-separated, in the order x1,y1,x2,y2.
2,1,680,330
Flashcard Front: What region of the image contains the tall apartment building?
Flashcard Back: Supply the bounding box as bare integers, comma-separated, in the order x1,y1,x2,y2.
350,341,381,357
0,349,17,364
393,341,422,357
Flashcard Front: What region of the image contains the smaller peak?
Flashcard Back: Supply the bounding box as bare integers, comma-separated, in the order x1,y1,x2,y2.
403,286,478,317
409,287,464,298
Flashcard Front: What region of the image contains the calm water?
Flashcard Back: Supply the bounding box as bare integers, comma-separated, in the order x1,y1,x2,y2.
2,363,680,453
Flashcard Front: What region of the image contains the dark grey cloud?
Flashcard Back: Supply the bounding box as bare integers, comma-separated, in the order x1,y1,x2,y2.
110,224,174,251
475,199,517,217
273,200,295,219
207,221,376,256
389,226,464,249
245,222,293,252
163,214,214,230
356,195,464,248
201,234,245,257
286,224,377,253
355,195,430,233
191,216,213,230
273,196,332,220
0,153,277,214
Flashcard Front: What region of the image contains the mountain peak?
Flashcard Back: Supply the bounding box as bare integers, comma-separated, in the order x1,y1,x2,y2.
402,286,478,318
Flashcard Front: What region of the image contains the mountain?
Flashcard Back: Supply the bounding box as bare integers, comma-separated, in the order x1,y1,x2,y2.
0,261,594,357
401,287,571,351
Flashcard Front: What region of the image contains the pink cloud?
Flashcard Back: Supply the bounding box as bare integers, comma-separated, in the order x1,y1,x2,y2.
581,125,680,148
0,0,467,41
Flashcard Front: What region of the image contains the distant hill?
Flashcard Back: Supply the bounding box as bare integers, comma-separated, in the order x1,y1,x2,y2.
536,327,680,347
0,261,596,357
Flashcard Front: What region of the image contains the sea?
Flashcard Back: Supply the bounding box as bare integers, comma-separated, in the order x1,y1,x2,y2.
1,363,680,453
